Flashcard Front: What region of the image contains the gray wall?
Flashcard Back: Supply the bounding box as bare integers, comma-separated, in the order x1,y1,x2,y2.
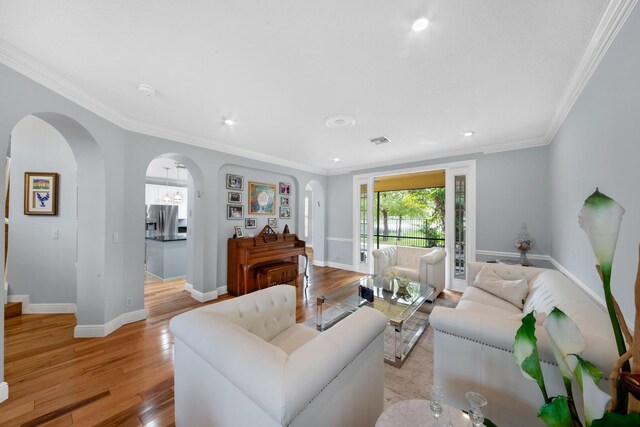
8,115,77,304
0,62,327,385
325,146,551,266
549,5,640,323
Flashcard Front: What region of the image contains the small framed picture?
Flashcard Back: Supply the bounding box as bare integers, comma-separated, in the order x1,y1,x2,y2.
245,218,256,229
268,218,278,228
234,226,244,238
279,206,291,218
24,172,59,215
279,182,291,195
280,197,289,206
227,204,244,220
226,174,244,190
228,192,242,204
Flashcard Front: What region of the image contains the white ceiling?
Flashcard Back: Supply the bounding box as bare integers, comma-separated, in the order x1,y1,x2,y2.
0,1,624,174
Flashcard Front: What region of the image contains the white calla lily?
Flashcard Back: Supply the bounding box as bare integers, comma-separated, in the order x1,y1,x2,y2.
543,307,585,380
578,188,625,273
575,357,610,427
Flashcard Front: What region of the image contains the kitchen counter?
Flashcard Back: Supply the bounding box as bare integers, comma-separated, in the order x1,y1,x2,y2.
145,233,187,280
145,232,187,242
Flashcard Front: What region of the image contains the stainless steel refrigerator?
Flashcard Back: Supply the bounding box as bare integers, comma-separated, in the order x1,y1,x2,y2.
146,204,179,237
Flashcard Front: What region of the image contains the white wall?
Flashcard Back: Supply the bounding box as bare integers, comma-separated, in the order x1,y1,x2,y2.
7,115,77,304
549,4,640,323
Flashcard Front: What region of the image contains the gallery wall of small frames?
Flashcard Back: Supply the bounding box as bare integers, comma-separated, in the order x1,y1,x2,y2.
226,173,293,237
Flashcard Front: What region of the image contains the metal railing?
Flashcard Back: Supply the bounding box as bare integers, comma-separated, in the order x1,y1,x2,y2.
373,216,444,249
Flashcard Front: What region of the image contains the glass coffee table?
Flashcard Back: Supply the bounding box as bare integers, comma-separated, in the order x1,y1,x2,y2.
316,275,434,367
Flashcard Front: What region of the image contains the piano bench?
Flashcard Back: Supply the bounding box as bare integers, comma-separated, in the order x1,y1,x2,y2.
257,262,299,289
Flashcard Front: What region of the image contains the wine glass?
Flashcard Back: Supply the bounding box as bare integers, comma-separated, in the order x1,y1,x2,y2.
466,391,488,427
428,385,444,426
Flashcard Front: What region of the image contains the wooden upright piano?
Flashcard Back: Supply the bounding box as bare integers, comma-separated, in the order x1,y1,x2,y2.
227,232,308,296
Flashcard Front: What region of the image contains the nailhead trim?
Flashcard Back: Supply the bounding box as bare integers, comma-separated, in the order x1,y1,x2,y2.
285,332,382,426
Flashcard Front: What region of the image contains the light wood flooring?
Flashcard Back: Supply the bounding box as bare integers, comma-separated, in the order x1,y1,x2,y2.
1,263,459,426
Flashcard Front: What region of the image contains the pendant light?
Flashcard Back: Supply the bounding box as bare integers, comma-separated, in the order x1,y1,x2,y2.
163,167,172,203
174,163,183,203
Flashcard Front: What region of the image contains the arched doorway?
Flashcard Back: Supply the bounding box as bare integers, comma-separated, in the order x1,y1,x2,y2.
142,153,207,302
4,113,106,335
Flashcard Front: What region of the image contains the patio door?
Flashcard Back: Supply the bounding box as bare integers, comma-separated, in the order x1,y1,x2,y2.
354,177,373,274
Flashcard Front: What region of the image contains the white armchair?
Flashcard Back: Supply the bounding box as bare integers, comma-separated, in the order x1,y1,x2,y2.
169,285,388,427
372,246,446,301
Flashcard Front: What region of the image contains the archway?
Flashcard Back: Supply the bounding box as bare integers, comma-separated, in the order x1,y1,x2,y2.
304,180,325,266
5,113,106,335
142,153,206,302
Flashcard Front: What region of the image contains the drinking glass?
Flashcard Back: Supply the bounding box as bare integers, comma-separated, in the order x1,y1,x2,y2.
428,385,444,426
466,391,487,427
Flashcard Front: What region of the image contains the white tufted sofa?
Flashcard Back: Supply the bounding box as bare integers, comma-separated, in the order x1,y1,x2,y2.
372,246,446,301
169,285,388,427
430,262,618,427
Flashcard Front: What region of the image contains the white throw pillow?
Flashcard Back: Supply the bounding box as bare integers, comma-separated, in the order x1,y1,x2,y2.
472,265,528,309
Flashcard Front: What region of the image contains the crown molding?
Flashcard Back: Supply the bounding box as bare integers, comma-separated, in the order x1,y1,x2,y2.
327,136,547,176
0,39,326,176
545,0,638,142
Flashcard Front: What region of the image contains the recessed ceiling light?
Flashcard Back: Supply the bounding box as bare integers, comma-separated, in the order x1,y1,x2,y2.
325,114,355,129
223,118,236,126
412,18,429,32
137,83,155,96
333,157,341,163
463,131,475,137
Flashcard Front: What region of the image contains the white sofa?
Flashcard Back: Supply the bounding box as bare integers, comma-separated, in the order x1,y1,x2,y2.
372,246,446,301
430,262,618,427
169,285,388,427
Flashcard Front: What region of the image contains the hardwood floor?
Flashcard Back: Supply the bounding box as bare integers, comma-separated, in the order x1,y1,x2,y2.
1,263,459,426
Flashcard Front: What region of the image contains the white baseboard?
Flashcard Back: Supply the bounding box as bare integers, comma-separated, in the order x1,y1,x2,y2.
217,286,228,295
312,260,326,267
6,295,76,314
0,382,7,403
184,282,193,292
191,288,217,303
146,272,186,282
325,261,357,271
25,303,77,314
74,308,147,338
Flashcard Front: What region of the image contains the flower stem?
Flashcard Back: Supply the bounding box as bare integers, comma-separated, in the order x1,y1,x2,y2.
601,264,630,412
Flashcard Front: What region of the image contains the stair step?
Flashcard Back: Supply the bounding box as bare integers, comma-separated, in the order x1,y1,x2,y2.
4,301,22,319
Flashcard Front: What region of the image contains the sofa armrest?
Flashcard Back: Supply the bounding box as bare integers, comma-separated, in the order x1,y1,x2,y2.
282,307,387,424
420,249,446,265
420,250,446,294
372,247,397,275
170,310,288,422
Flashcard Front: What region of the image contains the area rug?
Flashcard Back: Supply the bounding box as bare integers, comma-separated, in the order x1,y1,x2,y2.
303,298,457,408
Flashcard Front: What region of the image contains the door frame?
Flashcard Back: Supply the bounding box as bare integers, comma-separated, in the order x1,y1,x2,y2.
352,159,476,290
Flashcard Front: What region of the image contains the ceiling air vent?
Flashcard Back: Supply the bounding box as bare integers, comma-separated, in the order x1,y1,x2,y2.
369,136,390,145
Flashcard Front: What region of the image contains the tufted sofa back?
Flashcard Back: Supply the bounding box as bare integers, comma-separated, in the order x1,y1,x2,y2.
200,285,296,342
395,246,437,268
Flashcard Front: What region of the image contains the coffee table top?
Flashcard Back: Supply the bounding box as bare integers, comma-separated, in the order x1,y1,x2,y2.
319,275,433,325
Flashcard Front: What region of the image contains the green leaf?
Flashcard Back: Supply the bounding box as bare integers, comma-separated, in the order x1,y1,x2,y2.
591,412,640,427
514,312,547,399
483,417,499,427
537,396,573,427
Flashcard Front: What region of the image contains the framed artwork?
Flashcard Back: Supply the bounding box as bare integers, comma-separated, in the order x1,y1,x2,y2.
279,182,291,195
248,181,276,215
24,172,59,216
226,174,244,190
268,218,278,228
245,218,257,229
227,204,244,220
234,226,244,238
280,197,289,206
280,206,291,219
228,192,242,204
